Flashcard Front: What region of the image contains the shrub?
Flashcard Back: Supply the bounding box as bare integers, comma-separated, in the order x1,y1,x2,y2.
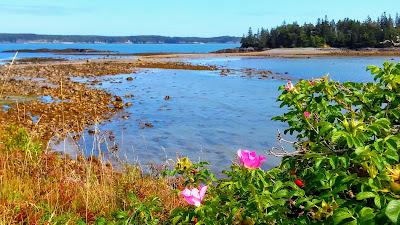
1,125,42,156
168,62,400,224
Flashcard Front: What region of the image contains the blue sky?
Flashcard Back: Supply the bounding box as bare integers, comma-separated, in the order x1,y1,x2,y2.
0,0,398,37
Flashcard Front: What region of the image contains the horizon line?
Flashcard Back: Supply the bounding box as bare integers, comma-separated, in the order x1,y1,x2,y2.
0,32,242,39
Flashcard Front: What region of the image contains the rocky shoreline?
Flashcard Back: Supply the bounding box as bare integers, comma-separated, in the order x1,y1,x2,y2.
0,56,294,144
0,58,218,142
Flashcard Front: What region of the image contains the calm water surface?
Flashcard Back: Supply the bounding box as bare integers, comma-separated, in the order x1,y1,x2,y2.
68,69,286,170
188,56,400,82
0,43,239,62
48,55,400,170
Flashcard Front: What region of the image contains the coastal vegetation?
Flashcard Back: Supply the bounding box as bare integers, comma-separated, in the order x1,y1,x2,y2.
167,61,400,224
241,13,400,49
0,125,183,224
1,60,399,224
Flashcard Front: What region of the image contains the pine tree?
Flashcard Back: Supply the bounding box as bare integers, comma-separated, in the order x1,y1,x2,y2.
240,13,400,49
258,28,270,49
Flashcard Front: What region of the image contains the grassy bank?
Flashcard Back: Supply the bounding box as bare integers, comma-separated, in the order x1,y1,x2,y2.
0,126,184,224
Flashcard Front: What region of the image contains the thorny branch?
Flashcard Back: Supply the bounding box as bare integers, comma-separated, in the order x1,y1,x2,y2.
267,129,350,157
266,130,307,157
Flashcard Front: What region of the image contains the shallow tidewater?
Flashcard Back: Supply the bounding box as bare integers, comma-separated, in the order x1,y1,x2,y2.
51,56,400,171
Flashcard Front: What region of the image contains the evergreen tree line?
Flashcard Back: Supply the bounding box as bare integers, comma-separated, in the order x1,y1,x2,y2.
241,13,400,49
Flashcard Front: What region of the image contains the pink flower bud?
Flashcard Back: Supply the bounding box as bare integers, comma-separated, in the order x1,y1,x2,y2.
304,111,311,119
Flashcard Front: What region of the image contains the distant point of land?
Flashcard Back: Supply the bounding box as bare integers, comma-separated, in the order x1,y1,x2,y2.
0,33,241,44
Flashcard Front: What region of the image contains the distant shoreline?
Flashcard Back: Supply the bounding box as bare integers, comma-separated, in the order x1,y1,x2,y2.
0,42,240,45
1,47,399,59
172,47,400,58
0,33,241,44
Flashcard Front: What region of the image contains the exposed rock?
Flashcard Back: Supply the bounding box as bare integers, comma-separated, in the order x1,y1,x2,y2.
88,129,98,135
140,122,154,129
112,102,124,109
115,96,123,102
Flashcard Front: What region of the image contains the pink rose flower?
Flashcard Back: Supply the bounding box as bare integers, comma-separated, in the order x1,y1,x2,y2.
237,150,266,169
181,185,208,207
285,80,294,91
304,111,311,119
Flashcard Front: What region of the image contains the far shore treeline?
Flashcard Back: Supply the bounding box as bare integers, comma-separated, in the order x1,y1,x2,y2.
0,34,240,44
241,13,400,49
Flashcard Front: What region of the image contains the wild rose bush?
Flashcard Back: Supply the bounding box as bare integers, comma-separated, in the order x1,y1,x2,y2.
167,62,400,225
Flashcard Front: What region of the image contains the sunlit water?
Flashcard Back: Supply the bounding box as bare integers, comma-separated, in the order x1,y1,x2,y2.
0,43,239,63
188,56,400,82
48,56,400,171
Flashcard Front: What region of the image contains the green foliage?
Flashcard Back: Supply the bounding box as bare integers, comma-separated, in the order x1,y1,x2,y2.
164,157,217,186
112,193,162,225
93,193,162,225
241,13,400,49
1,126,42,156
168,62,400,224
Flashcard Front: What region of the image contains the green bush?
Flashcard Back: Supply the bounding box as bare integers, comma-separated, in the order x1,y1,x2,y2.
1,126,42,156
168,62,400,224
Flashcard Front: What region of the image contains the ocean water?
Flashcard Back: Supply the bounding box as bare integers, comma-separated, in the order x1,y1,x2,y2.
187,56,400,82
51,56,400,171
0,43,239,62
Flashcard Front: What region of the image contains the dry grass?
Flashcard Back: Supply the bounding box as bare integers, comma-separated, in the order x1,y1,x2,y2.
0,126,184,224
0,57,198,224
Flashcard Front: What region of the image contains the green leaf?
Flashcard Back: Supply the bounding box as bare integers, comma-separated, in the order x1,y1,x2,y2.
315,159,324,169
114,210,128,219
374,195,381,209
386,200,400,223
95,217,105,224
333,208,353,225
172,215,182,225
386,138,398,151
343,220,357,225
385,148,399,162
344,134,354,148
76,220,87,225
275,189,289,198
273,181,283,193
319,122,334,134
355,146,369,155
332,131,346,143
367,65,380,74
359,207,375,223
356,192,375,200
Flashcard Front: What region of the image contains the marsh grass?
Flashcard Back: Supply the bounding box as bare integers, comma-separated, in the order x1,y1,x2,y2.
0,125,184,224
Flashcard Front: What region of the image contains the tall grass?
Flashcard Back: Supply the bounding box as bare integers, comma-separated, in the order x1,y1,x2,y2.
0,126,184,224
